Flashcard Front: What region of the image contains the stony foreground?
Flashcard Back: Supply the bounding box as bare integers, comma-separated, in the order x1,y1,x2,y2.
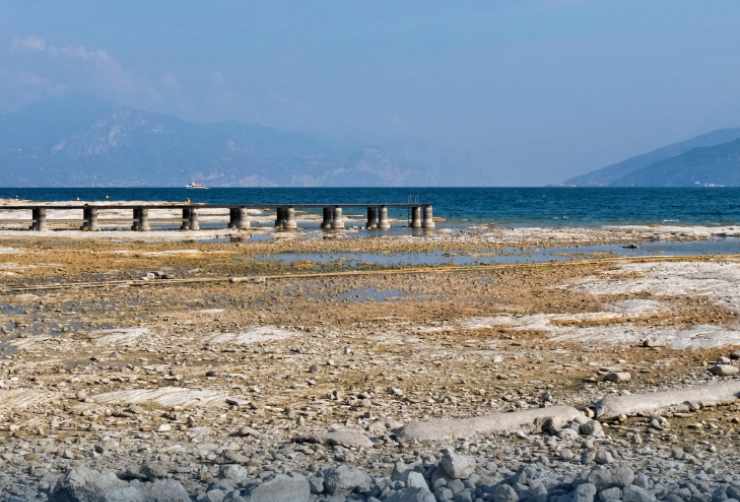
0,237,739,501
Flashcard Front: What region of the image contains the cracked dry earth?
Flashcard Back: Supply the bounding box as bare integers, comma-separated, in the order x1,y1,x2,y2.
0,238,739,501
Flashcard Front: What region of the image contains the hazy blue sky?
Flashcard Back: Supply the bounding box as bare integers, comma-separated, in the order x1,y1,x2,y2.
2,1,740,185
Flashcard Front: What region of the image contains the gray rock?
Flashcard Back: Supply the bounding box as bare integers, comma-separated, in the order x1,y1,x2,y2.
597,487,622,502
140,479,190,502
243,474,310,502
579,420,604,437
604,372,631,383
323,465,373,495
594,450,614,465
49,467,144,502
709,364,739,377
573,483,597,502
492,483,519,502
439,449,475,480
220,465,249,485
324,427,373,449
203,489,227,502
623,485,656,502
405,472,430,492
385,487,437,502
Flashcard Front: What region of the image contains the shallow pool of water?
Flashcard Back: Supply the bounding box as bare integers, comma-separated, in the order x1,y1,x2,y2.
255,237,740,267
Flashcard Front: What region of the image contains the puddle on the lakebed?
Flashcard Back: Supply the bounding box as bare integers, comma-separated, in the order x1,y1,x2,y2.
255,237,740,267
337,287,405,302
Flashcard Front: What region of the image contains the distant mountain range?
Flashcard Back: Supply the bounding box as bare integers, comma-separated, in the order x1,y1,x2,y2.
0,96,463,187
566,128,740,187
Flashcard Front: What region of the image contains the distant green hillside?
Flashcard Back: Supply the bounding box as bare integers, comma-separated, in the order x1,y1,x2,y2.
566,128,740,187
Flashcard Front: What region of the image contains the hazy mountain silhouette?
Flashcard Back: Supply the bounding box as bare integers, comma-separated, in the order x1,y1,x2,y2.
566,128,740,187
0,96,459,187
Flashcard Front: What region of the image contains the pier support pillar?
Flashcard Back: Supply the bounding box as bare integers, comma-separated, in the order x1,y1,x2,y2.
31,208,48,231
284,207,297,230
410,206,422,228
229,208,250,230
331,207,344,230
132,207,151,231
366,207,379,230
275,207,288,229
321,207,333,230
181,207,199,230
422,205,435,230
378,206,391,230
81,206,99,231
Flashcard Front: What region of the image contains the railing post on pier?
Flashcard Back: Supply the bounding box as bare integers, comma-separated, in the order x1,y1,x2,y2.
132,207,151,231
31,208,48,231
321,207,333,230
331,207,344,230
378,206,391,230
409,206,422,228
81,206,99,231
366,207,379,230
422,205,435,229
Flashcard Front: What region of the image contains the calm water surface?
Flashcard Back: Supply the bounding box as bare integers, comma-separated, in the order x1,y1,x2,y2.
1,187,739,226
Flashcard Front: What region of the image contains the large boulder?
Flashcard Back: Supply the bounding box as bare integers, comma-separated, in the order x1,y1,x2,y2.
323,465,373,495
244,474,310,502
49,467,143,502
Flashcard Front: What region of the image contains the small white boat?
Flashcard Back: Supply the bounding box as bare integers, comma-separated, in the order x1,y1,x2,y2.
186,182,208,190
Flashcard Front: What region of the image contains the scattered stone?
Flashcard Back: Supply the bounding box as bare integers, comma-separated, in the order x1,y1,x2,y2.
439,449,475,480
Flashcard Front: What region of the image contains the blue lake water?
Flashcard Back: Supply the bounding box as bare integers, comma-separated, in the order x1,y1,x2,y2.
1,187,740,226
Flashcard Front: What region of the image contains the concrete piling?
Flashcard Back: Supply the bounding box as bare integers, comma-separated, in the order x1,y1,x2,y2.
229,207,250,230
31,208,48,231
422,205,435,229
409,206,422,228
331,207,344,230
188,207,200,231
321,207,333,230
284,207,297,230
275,207,287,229
378,206,391,230
366,207,379,230
180,207,200,231
81,206,99,231
132,207,151,231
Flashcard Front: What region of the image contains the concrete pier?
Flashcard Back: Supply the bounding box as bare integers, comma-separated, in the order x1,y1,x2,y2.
409,206,422,228
181,207,200,231
275,207,287,229
229,208,250,230
81,206,99,231
422,205,435,229
321,207,333,230
284,207,298,230
2,202,434,233
366,207,379,230
132,207,151,231
31,208,48,231
331,207,344,230
378,206,391,230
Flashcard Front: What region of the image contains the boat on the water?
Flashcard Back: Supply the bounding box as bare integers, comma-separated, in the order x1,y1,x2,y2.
185,182,208,189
